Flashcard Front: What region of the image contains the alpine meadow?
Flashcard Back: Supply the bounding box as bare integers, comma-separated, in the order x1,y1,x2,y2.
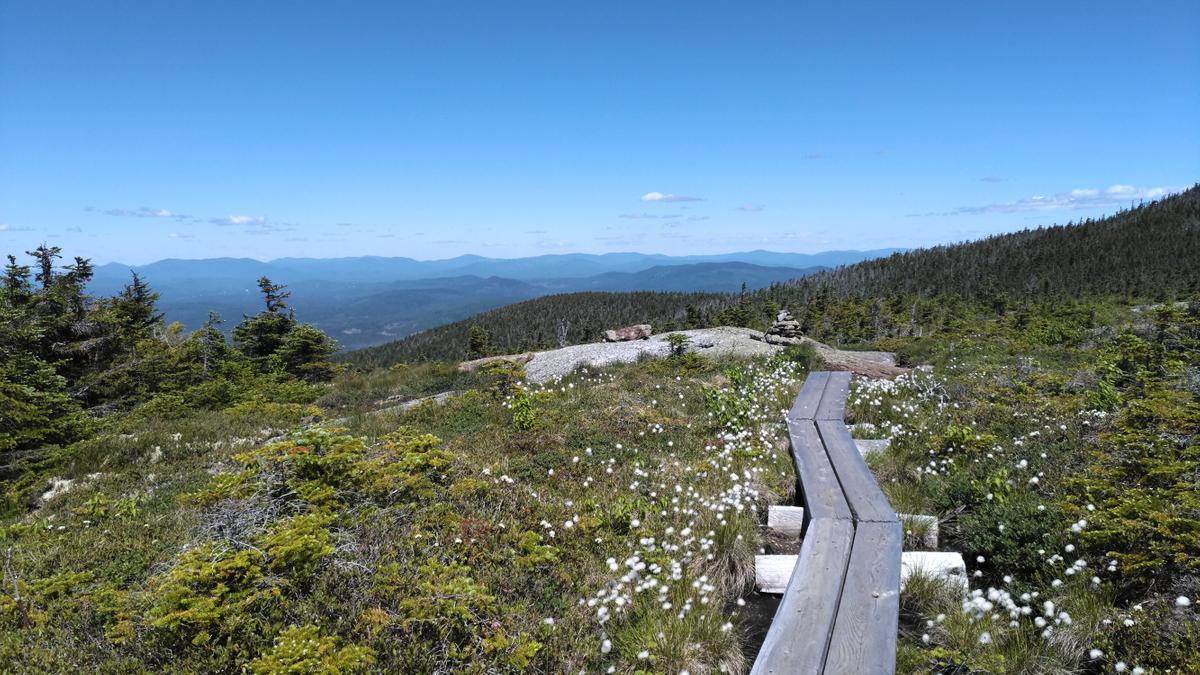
1,2,1198,674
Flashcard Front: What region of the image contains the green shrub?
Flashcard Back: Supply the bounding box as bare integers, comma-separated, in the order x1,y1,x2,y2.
664,332,690,356
777,341,824,371
142,542,275,647
129,395,191,422
248,624,375,674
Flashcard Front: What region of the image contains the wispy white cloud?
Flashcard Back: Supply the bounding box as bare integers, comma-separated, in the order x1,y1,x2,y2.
203,214,297,237
912,184,1183,217
620,212,683,219
979,176,1006,183
800,153,828,160
91,206,177,218
210,214,267,226
640,191,703,203
0,223,34,232
736,204,764,212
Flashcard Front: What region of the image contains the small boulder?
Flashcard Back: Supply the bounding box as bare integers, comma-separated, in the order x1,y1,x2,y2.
603,324,652,342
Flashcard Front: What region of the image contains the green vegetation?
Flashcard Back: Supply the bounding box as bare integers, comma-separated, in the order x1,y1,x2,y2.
4,188,1199,672
0,335,812,670
846,301,1199,674
1,246,338,512
1,247,815,670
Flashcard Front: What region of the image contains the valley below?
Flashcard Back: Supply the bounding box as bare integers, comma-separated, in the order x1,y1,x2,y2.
87,251,900,350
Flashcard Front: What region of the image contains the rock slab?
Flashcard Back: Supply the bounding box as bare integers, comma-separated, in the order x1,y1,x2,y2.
603,324,652,342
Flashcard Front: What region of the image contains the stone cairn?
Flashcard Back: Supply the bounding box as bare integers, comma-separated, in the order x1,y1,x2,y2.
762,310,804,345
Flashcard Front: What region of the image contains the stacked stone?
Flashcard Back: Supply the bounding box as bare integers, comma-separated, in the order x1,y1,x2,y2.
762,310,804,345
769,310,803,337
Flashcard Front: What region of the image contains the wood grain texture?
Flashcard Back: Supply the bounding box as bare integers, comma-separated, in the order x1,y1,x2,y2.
751,518,855,675
787,419,852,521
825,521,902,674
753,372,902,674
767,505,806,538
755,554,800,594
789,371,830,421
815,371,852,420
816,419,897,524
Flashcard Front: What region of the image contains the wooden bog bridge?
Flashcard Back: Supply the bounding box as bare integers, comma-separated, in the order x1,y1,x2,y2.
752,371,902,674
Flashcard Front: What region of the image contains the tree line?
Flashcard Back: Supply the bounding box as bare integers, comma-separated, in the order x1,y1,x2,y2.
1,245,338,483
339,185,1200,366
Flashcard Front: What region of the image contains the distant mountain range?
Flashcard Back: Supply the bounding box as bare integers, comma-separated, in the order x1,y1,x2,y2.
89,249,903,350
340,187,1200,366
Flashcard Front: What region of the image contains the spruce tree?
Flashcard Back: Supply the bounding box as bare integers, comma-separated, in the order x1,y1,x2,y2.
3,255,31,303
233,277,297,359
26,244,61,290
276,323,338,381
466,325,494,359
112,272,163,338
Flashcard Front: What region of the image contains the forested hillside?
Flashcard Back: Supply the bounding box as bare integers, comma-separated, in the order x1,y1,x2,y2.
766,184,1200,303
89,260,824,350
343,186,1200,366
341,290,727,368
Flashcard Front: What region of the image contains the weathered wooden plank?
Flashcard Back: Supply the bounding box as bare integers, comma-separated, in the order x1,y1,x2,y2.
751,518,855,675
789,371,830,421
787,419,852,521
815,371,852,420
816,419,897,524
825,521,902,674
754,373,905,674
767,505,806,539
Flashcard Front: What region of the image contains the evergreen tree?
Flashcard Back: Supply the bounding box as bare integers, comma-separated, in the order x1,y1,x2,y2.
112,272,163,338
195,311,230,375
275,323,339,382
26,244,61,290
466,324,494,359
3,255,31,304
233,277,297,360
257,276,291,314
0,304,85,476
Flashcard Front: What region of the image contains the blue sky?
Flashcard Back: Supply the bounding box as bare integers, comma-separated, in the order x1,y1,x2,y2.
1,1,1197,264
